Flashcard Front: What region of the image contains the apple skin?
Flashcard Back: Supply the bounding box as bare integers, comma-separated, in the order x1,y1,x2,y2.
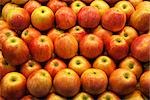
129,0,143,8
29,35,54,62
21,27,41,45
11,0,28,5
36,0,49,3
2,36,29,66
47,0,67,13
119,56,143,79
55,7,77,30
0,20,9,30
102,7,126,32
140,71,150,97
68,56,91,76
109,68,137,96
27,69,52,97
31,6,54,31
98,91,120,100
53,68,80,97
54,34,78,59
81,68,108,95
73,92,94,100
61,0,74,4
20,95,38,100
20,60,42,78
136,1,150,10
0,72,26,99
24,0,41,15
104,0,120,5
46,93,66,100
93,56,116,77
131,34,150,62
79,34,103,59
106,35,129,61
81,0,94,4
78,6,100,28
0,96,5,100
0,0,10,5
124,90,144,100
44,58,67,78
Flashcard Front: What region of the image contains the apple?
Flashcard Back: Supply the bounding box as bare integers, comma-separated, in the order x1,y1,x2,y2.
24,0,41,15
136,1,150,10
21,27,41,45
81,0,93,4
90,0,110,16
124,90,144,100
31,6,54,31
104,0,120,5
53,68,80,97
70,0,86,14
55,7,77,30
102,7,126,32
93,56,116,77
106,35,129,61
79,34,103,59
0,72,26,99
61,0,74,4
29,35,53,62
131,34,150,62
68,25,87,42
11,0,28,5
119,56,143,79
119,26,138,45
140,71,150,97
46,93,66,100
20,60,42,78
109,68,137,96
44,58,67,78
78,6,100,28
36,0,49,3
47,0,67,13
73,92,94,100
2,36,29,66
0,20,9,30
129,0,143,8
68,56,91,76
20,95,38,100
0,0,10,5
0,96,4,100
27,69,52,97
98,91,120,100
54,34,78,59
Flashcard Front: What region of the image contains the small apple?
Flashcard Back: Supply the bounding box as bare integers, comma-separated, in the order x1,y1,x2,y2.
46,93,66,100
0,0,10,5
124,90,144,100
73,92,94,100
0,20,9,30
11,0,28,5
129,0,143,8
20,95,38,100
98,91,120,100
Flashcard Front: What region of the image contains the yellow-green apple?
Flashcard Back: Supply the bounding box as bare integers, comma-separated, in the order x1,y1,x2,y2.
140,71,150,97
53,68,80,97
119,26,138,45
2,36,29,66
124,90,144,100
0,0,10,5
21,27,41,45
109,68,137,96
47,0,67,13
131,34,150,62
79,34,103,59
81,68,108,95
29,35,53,62
81,0,93,4
129,0,143,8
70,0,86,14
11,0,28,5
78,6,100,28
73,92,94,100
136,1,150,10
98,91,120,100
106,35,129,61
68,25,87,42
44,58,67,78
24,0,41,15
27,69,52,97
20,95,38,100
46,93,66,100
90,0,110,16
55,7,77,30
0,20,9,30
115,1,135,19
20,60,42,78
0,72,26,99
54,34,78,59
104,0,120,5
93,56,116,77
68,56,91,76
119,56,143,79
102,7,126,32
61,0,74,4
31,6,54,31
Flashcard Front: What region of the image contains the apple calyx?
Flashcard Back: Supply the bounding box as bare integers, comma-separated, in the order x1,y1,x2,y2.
124,72,129,79
128,62,134,69
53,61,59,67
76,60,81,65
82,95,88,100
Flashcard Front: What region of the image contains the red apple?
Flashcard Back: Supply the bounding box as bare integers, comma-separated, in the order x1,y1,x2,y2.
53,68,80,97
46,93,66,100
29,35,53,62
2,36,29,66
78,6,100,28
55,7,77,30
0,72,26,99
98,91,120,100
109,68,137,95
27,69,52,97
0,96,5,100
44,58,67,78
104,0,120,5
0,20,9,30
61,0,74,4
102,7,126,32
36,0,49,3
129,0,143,8
11,0,28,5
73,92,94,100
54,34,78,59
0,0,10,5
81,0,94,4
79,34,103,59
20,95,38,100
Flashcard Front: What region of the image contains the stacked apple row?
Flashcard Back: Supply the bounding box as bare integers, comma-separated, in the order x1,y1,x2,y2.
0,0,150,100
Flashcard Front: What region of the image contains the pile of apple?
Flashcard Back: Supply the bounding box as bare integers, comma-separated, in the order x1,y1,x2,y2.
0,0,150,100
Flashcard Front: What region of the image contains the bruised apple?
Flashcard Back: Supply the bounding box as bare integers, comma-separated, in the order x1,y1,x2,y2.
98,91,120,100
73,92,94,100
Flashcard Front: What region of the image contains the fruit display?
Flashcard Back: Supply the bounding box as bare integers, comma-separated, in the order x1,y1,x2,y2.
0,0,150,100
